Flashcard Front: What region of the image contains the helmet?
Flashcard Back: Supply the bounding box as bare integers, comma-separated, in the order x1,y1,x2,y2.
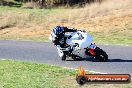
53,26,64,35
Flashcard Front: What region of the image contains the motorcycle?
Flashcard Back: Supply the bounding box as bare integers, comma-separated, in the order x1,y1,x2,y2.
49,30,108,62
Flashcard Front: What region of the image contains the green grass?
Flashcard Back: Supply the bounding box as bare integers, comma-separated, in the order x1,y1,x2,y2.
90,30,132,45
0,36,49,42
0,6,66,15
0,6,63,23
0,60,76,88
0,6,66,22
0,60,132,88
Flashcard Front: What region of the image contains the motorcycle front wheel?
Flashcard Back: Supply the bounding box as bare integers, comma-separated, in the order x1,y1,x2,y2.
94,47,108,62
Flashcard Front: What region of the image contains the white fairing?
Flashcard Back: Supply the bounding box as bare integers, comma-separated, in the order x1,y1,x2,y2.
66,31,93,48
65,31,93,58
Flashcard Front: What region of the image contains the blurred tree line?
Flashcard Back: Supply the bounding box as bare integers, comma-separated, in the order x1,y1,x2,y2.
0,0,103,8
14,0,103,7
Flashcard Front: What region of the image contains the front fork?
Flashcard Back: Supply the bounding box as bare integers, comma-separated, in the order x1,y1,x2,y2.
86,43,97,56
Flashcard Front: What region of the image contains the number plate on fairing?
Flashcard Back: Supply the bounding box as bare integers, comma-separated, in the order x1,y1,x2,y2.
89,44,97,49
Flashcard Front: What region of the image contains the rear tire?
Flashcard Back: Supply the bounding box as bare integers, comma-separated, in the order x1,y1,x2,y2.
94,47,108,62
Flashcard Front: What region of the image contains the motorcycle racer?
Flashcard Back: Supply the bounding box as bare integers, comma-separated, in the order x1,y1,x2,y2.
51,26,77,47
49,26,108,61
49,26,78,60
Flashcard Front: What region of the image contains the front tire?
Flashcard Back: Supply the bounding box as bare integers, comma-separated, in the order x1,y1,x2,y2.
94,47,108,62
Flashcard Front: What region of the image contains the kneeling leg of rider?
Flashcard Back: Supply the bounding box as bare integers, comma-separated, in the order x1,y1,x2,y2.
56,45,64,57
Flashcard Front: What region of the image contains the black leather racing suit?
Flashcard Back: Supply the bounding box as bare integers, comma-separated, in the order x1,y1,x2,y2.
53,27,77,47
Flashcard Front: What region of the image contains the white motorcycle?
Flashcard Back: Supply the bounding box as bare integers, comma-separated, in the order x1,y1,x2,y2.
49,30,108,62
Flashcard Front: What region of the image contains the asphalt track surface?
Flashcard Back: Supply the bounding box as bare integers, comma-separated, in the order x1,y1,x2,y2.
0,40,132,75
